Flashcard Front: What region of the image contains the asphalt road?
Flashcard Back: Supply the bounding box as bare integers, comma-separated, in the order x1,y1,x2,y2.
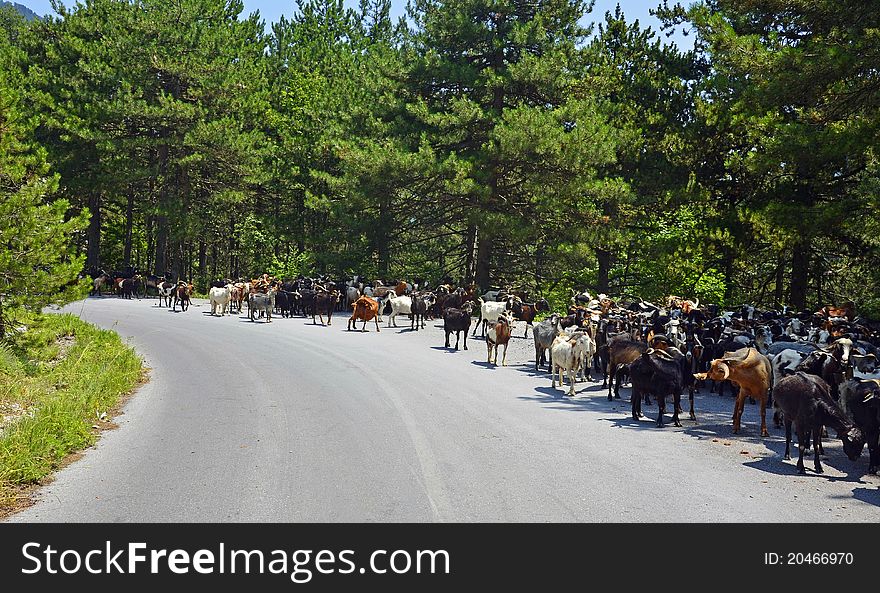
7,296,880,522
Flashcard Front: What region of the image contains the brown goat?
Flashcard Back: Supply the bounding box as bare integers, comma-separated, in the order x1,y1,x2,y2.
695,347,772,437
487,311,514,366
606,335,648,401
348,295,380,332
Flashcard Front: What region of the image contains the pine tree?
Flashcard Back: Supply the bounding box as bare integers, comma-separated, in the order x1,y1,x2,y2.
0,12,89,337
398,0,621,291
673,0,880,309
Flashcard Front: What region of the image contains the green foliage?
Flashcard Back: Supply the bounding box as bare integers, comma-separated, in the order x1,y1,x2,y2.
0,21,89,336
0,312,142,511
268,252,315,280
1,0,878,315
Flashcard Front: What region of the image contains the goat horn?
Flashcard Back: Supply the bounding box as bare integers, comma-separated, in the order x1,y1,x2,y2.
718,362,730,381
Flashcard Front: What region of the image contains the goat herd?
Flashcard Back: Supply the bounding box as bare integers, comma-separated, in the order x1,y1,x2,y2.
89,270,880,480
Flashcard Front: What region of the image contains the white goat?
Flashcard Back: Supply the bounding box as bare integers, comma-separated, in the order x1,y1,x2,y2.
561,328,597,382
550,332,592,396
386,295,413,327
473,297,509,337
209,284,232,316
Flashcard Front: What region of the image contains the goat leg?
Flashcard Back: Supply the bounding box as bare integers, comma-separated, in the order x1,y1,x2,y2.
796,429,807,474
607,365,614,401
784,419,792,460
759,396,769,437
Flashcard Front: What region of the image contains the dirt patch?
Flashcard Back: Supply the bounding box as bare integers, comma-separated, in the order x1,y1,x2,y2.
0,403,33,434
45,334,76,368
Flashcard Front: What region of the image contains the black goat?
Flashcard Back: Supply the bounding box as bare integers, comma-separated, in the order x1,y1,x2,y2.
795,350,845,399
839,379,880,474
410,292,434,331
559,307,587,331
629,349,686,427
313,291,340,325
274,290,298,318
773,372,865,474
443,301,474,351
119,276,142,300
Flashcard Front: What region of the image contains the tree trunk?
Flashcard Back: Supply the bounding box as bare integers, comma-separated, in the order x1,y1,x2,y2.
463,224,477,284
296,192,305,253
722,246,735,305
122,192,134,269
790,238,811,311
155,216,168,277
377,199,392,278
154,144,169,277
377,238,390,278
774,252,785,309
171,241,180,283
211,243,218,282
86,191,101,270
145,215,154,275
475,231,492,292
198,240,207,287
472,11,504,293
596,248,612,293
228,216,236,279
534,245,545,293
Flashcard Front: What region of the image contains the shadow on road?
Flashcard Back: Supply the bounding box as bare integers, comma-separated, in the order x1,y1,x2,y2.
743,446,875,485
429,346,469,354
851,487,880,507
470,361,499,370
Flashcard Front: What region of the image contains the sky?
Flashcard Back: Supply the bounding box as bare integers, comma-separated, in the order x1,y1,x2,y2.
17,0,694,48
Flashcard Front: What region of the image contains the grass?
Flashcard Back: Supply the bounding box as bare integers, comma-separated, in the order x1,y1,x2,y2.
0,311,143,515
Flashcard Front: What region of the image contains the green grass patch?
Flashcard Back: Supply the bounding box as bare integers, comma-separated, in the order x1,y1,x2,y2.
0,311,143,514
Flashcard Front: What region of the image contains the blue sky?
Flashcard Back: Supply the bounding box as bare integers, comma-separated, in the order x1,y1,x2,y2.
18,0,693,48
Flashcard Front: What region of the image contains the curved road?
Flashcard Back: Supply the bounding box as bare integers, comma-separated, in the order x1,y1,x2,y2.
8,297,880,522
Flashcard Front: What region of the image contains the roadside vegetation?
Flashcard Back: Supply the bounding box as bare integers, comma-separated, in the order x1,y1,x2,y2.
0,311,143,515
